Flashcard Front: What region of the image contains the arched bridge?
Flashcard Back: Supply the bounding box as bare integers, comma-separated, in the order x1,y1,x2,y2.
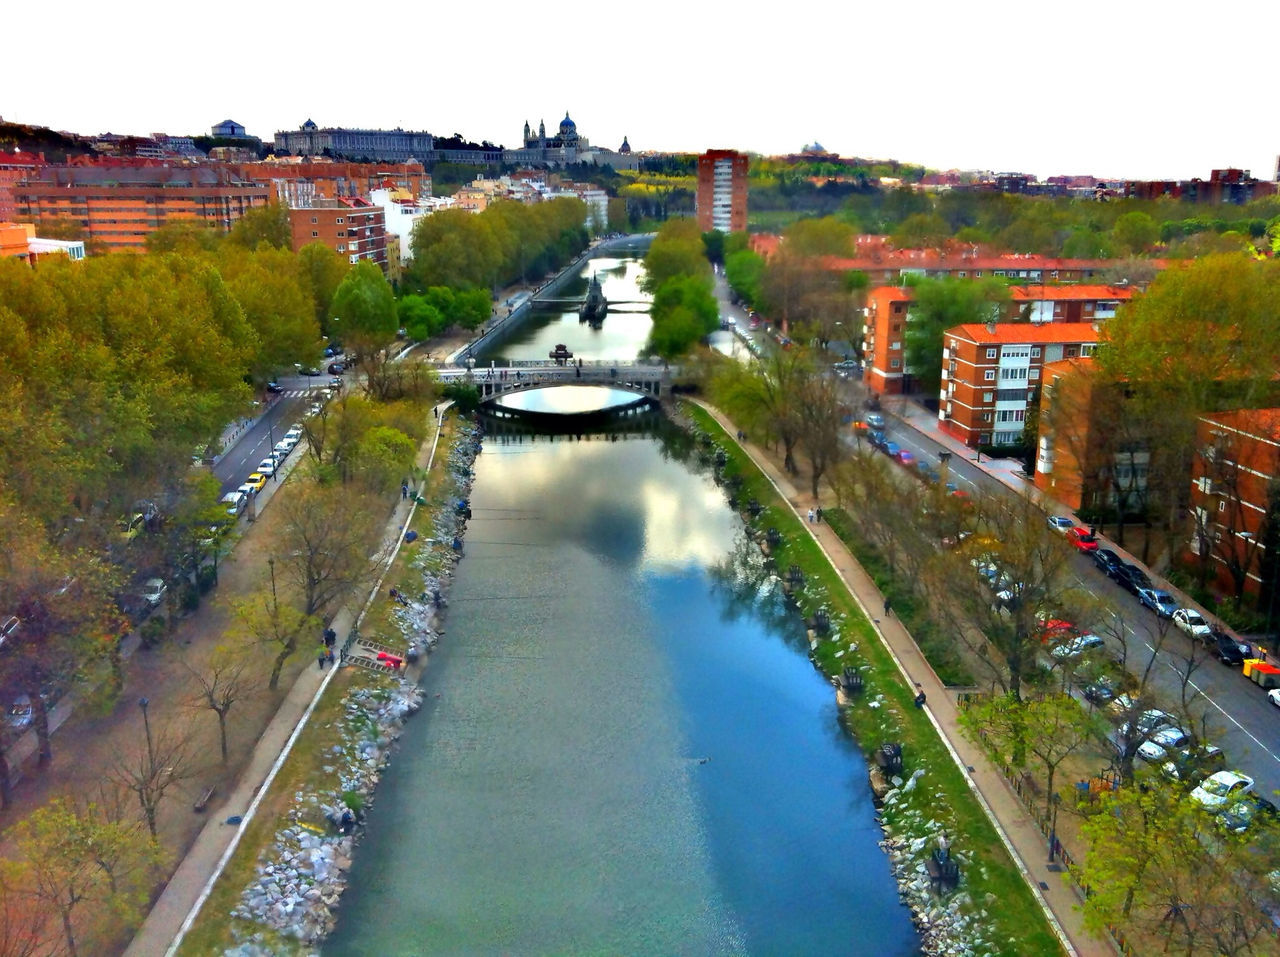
437,360,675,402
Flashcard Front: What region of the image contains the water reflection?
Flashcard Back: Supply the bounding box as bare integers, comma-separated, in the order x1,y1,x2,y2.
494,385,642,415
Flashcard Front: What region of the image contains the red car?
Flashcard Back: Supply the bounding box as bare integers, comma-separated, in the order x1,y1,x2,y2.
1066,527,1100,552
896,449,915,467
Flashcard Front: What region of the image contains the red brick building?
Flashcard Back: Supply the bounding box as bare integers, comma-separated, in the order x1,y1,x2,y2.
695,150,747,233
940,322,1101,447
13,164,269,252
287,198,386,271
1187,409,1280,598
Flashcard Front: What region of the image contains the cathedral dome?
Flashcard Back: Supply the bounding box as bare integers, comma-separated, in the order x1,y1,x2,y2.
559,112,576,134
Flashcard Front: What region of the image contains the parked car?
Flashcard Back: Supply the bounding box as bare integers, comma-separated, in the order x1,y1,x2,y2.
299,366,323,376
1214,633,1253,666
1137,726,1191,762
1091,548,1124,578
245,473,267,493
1083,676,1120,705
285,425,304,442
1191,770,1255,812
1050,633,1106,660
221,490,247,517
327,362,345,375
882,442,901,459
866,430,887,450
896,449,915,467
1172,608,1212,640
139,578,167,608
1115,563,1153,595
117,512,146,542
1047,516,1075,533
256,458,277,477
1269,687,1280,708
324,344,342,358
1065,528,1100,552
1220,795,1278,833
266,381,283,394
1160,745,1225,783
1137,588,1179,618
863,411,886,430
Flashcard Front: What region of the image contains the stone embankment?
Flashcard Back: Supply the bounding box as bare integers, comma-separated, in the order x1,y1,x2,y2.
220,421,484,956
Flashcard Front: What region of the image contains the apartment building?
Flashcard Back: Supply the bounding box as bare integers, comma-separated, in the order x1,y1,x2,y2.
1187,409,1280,598
288,198,387,271
940,322,1101,447
12,165,270,252
696,149,748,233
0,222,86,264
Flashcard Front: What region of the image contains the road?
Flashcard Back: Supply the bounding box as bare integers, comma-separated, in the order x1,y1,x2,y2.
710,272,1280,801
212,376,329,496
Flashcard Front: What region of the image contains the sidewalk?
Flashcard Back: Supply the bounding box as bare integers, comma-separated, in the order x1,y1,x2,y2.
125,404,449,957
694,400,1115,957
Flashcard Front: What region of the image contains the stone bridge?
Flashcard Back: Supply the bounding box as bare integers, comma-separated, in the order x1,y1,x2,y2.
437,360,675,402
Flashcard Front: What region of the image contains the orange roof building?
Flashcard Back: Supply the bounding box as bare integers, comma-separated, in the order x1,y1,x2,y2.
940,322,1101,448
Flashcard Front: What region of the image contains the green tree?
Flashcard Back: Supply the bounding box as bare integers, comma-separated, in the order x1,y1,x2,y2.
219,246,319,381
903,277,1009,395
641,218,710,293
647,274,718,359
296,241,350,336
724,249,765,309
1111,211,1158,256
226,203,292,251
397,294,445,341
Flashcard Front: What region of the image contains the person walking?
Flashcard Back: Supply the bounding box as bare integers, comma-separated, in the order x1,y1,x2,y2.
807,508,815,523
883,597,893,617
317,645,328,669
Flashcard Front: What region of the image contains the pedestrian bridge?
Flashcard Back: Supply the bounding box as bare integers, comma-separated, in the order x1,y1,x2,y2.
436,360,674,402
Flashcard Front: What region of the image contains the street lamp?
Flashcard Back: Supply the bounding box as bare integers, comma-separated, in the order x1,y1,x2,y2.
268,417,278,481
138,697,154,763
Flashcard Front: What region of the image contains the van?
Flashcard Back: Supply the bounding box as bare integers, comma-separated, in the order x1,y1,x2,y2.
221,490,247,517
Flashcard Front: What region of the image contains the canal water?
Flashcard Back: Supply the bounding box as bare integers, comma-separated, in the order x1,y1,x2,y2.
324,256,919,956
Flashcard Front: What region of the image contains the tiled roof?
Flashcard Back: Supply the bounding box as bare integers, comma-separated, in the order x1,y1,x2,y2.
1009,284,1135,301
948,322,1100,344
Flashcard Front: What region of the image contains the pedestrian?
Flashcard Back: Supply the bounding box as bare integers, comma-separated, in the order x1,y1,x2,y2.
323,627,336,649
433,406,438,419
816,507,823,523
884,597,893,617
327,648,336,666
807,508,815,523
317,646,328,669
401,481,409,500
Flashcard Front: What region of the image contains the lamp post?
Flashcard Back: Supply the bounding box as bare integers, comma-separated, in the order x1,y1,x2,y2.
268,417,278,481
138,696,154,764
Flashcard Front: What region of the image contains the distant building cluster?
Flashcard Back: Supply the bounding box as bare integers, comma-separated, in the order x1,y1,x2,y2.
914,167,1275,204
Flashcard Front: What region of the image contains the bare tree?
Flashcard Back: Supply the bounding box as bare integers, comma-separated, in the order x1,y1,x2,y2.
185,645,258,762
107,701,196,839
234,561,318,692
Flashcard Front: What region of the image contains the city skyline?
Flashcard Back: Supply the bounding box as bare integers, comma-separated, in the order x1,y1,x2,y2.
8,0,1279,182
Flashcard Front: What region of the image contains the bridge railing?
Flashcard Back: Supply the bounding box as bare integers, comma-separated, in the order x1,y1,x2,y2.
439,358,669,371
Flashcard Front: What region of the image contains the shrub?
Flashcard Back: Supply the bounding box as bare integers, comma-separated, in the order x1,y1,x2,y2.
140,617,166,648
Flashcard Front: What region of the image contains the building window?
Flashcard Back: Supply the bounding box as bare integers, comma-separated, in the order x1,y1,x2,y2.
337,244,346,252
336,217,345,224
337,230,347,237
1029,369,1040,380
984,370,996,381
983,392,994,402
890,341,901,350
986,347,997,359
890,358,902,369
1031,347,1041,358
1080,344,1095,356
310,217,317,224
982,412,993,423
311,231,319,238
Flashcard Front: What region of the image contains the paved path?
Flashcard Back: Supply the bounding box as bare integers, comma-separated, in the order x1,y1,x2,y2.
126,404,450,957
693,399,1115,957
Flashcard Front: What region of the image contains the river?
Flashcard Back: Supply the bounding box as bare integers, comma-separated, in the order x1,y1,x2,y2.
324,254,919,955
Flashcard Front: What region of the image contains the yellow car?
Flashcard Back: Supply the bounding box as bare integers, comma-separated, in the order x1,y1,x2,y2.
117,513,145,541
245,472,267,493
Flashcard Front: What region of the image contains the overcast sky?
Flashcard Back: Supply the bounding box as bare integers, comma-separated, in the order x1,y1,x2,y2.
7,0,1276,182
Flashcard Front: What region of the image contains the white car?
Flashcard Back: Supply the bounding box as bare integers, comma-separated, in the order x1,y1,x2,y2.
274,439,295,457
1136,726,1190,762
1172,608,1212,640
1191,770,1255,812
308,404,323,417
237,482,257,500
1268,688,1280,708
257,457,277,477
1050,633,1105,660
139,578,167,607
221,490,247,517
1047,516,1076,533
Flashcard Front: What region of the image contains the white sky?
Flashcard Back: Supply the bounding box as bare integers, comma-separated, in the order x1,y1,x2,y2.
7,0,1277,182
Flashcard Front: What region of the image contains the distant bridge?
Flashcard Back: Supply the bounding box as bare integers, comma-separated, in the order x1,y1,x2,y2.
437,360,674,403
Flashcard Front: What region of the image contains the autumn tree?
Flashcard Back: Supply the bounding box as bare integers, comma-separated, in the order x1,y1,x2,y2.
219,245,321,381
274,483,380,620
226,202,292,251
296,241,350,336
108,705,195,839
331,260,398,400
185,645,257,762
235,560,318,691
7,797,161,957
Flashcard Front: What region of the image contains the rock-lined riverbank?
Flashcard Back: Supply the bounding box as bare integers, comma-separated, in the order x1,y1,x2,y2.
219,421,484,956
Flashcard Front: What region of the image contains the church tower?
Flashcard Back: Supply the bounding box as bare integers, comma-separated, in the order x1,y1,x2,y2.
523,120,531,147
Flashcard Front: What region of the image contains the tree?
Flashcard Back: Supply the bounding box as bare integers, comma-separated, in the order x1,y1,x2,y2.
794,353,845,499
220,246,321,382
903,277,1009,395
235,559,318,691
274,483,379,620
640,218,710,293
647,274,718,360
297,241,350,336
711,349,807,474
782,216,854,257
7,797,161,957
397,294,445,341
331,260,398,400
185,645,257,762
107,703,195,839
1111,210,1158,256
724,248,765,309
226,203,292,251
